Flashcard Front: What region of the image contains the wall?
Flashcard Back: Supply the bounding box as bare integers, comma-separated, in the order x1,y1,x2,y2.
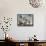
0,0,46,40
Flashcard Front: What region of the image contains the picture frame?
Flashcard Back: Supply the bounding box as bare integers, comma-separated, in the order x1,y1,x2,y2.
17,14,34,26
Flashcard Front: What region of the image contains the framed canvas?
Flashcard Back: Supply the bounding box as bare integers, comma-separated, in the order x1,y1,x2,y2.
17,14,34,26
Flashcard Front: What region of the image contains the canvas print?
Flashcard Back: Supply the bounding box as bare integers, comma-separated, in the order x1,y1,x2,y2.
17,14,33,26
